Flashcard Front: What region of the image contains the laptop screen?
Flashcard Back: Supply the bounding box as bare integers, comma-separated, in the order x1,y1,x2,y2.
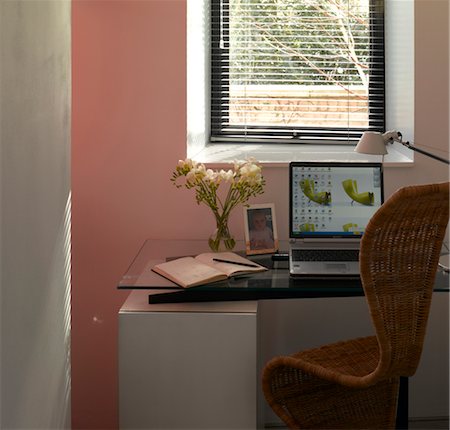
290,162,384,239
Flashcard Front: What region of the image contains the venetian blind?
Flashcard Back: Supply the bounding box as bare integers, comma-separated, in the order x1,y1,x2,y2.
211,0,385,144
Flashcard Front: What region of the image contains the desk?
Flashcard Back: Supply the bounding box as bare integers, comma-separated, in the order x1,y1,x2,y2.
119,239,450,302
118,240,449,429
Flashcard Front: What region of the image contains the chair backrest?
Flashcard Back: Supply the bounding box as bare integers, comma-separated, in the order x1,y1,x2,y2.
360,182,449,379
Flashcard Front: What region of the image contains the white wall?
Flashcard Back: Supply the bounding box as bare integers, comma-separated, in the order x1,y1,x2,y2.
0,1,71,428
410,0,449,187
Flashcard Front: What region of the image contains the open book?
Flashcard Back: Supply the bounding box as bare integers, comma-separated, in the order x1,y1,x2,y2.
152,252,267,288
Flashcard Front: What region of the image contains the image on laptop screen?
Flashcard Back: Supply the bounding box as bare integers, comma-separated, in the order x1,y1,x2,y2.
290,162,384,239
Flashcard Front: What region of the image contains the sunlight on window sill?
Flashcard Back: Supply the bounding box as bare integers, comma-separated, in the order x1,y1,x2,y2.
188,143,414,168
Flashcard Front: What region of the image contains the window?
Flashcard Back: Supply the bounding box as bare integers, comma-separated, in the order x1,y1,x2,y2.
210,0,385,145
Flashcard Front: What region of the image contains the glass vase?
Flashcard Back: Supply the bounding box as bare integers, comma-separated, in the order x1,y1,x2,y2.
208,214,236,252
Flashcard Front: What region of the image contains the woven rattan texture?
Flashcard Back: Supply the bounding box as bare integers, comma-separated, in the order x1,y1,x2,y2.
262,182,449,429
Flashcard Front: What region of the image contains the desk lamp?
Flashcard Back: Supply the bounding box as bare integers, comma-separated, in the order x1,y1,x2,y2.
354,130,450,165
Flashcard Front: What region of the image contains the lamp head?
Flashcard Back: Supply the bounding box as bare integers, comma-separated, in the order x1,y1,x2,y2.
354,131,387,155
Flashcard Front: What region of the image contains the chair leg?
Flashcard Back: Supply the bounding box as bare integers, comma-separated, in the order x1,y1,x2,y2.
396,377,408,429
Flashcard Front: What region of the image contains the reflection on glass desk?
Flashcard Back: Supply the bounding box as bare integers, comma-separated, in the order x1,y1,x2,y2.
118,239,450,304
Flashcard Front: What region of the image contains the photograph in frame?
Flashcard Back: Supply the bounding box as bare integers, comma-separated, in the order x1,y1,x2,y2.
243,203,279,255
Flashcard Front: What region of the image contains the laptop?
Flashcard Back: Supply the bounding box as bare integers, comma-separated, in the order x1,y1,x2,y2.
289,162,384,277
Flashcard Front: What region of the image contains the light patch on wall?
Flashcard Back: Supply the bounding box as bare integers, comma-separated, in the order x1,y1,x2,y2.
187,0,210,157
27,191,72,429
59,190,72,428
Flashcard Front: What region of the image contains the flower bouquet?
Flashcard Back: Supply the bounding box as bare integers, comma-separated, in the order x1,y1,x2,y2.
171,158,265,251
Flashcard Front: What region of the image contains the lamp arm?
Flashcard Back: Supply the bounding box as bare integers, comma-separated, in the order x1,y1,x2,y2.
401,141,450,165
356,130,450,164
381,130,450,165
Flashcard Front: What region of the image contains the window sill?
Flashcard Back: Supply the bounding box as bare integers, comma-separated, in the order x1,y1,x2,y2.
188,143,414,168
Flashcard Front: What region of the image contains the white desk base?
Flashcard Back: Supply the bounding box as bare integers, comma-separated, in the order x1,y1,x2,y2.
119,291,261,429
119,291,449,429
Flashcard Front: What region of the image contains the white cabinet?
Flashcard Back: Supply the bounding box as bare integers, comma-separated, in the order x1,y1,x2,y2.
119,291,260,429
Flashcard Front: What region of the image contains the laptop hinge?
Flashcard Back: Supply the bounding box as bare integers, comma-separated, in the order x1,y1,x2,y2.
293,238,361,244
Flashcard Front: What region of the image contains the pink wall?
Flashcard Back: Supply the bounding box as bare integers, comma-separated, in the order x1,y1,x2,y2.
72,3,288,427
72,1,187,427
72,0,448,428
72,1,285,427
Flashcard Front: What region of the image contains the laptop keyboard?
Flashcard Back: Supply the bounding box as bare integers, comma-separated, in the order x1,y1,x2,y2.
292,249,359,262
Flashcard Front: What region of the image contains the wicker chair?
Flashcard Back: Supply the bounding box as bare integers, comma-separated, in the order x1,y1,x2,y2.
262,182,449,429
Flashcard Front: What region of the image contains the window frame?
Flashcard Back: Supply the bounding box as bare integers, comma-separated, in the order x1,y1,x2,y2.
210,0,385,145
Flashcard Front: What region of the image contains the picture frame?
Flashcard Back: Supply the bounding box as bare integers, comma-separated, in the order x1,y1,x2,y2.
243,203,279,255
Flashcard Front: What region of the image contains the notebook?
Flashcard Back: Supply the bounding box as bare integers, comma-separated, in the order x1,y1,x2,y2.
289,161,384,277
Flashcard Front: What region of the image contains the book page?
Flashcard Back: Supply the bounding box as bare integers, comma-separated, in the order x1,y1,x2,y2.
195,252,267,277
152,256,227,288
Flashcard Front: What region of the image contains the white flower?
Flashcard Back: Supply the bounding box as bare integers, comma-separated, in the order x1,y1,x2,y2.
239,160,262,185
187,158,198,169
177,158,199,175
186,170,196,184
233,159,245,171
204,169,219,183
197,164,207,176
219,169,234,182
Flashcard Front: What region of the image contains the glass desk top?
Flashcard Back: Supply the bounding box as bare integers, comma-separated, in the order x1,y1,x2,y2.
118,239,449,304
